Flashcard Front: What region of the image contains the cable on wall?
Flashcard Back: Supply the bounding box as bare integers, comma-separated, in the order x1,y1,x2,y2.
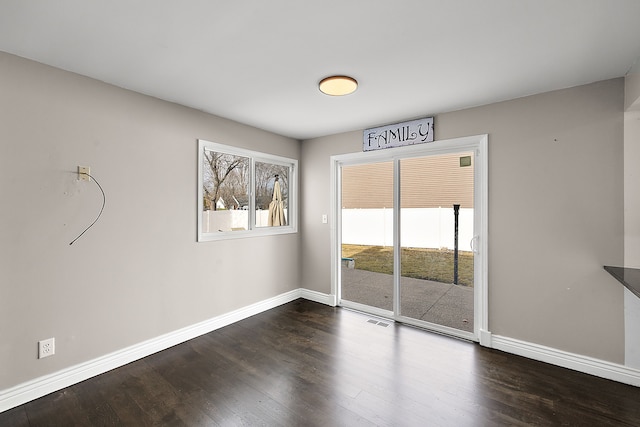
69,172,106,245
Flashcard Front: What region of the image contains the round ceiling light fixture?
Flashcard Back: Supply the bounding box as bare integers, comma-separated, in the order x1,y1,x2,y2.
319,75,358,96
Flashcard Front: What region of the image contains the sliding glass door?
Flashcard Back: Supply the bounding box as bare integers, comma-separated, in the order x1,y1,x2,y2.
334,135,487,341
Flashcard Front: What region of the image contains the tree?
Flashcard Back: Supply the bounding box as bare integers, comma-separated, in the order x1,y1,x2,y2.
203,152,248,210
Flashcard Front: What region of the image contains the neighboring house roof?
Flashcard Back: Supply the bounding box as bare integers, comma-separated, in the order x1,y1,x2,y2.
232,195,249,208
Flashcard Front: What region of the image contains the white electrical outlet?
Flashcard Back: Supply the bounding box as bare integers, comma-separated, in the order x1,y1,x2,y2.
78,166,90,181
38,337,55,359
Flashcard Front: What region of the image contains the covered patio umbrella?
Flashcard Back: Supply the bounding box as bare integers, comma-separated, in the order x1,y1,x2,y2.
268,176,286,226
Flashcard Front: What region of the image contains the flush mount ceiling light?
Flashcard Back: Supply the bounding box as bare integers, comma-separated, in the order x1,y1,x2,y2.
319,75,358,96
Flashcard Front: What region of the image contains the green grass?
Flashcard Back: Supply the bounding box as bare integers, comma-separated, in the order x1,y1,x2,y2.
342,244,474,287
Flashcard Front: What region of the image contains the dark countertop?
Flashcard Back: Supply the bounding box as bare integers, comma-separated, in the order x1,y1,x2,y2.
604,266,640,299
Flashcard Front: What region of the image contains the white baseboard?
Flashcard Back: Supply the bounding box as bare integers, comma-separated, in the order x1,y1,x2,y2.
491,334,640,387
5,291,639,414
299,288,337,306
0,288,311,413
479,329,492,347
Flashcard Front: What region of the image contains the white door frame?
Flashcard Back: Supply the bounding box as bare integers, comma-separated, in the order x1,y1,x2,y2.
330,134,489,344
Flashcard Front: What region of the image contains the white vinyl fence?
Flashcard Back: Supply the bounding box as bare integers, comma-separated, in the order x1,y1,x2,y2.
202,208,472,250
202,209,286,232
341,208,474,251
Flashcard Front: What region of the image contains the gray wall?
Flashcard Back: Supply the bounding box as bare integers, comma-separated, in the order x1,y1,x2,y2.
0,49,627,393
626,71,640,266
624,72,640,366
301,79,625,363
0,52,301,389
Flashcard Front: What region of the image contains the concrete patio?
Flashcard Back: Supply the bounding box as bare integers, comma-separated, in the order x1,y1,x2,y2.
341,267,474,332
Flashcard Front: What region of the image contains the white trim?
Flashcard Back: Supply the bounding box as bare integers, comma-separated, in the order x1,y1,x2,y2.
393,159,401,315
329,157,340,301
331,134,489,343
0,289,304,413
491,334,640,387
475,136,489,340
299,288,337,306
4,291,640,413
341,299,394,319
479,329,492,347
397,315,476,341
334,134,486,164
197,139,299,242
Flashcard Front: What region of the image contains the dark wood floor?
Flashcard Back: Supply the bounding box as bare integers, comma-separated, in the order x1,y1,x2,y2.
2,299,640,426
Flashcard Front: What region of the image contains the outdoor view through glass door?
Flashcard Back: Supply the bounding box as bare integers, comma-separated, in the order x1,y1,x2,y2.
341,161,394,314
399,153,474,333
338,142,482,339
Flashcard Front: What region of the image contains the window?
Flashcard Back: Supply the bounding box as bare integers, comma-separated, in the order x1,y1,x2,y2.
198,139,297,241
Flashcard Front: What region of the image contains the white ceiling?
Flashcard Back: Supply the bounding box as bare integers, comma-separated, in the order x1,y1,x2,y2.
1,0,640,140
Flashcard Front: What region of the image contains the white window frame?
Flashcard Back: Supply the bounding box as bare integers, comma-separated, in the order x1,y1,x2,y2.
197,139,298,241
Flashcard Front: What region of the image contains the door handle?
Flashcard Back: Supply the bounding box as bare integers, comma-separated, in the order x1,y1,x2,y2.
470,235,479,254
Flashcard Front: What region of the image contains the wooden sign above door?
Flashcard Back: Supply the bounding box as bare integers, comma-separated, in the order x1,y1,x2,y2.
363,117,434,152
